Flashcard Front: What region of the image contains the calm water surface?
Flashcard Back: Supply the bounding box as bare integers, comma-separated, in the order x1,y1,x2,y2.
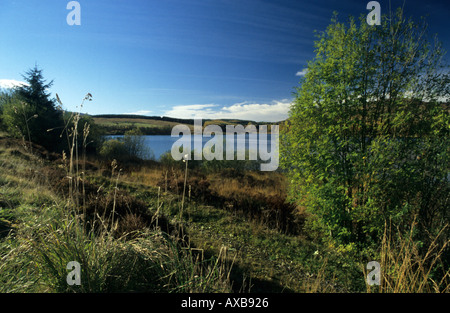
108,134,274,160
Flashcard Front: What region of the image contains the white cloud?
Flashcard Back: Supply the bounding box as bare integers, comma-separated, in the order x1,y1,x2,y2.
164,100,291,122
163,104,218,119
295,68,308,77
0,79,28,89
123,110,153,115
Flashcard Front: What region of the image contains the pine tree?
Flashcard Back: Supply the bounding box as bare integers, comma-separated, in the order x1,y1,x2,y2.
4,66,64,151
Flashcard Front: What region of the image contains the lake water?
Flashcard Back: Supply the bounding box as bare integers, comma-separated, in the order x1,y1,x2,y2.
108,134,275,161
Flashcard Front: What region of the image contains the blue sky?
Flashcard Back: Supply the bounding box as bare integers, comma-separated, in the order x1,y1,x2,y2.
1,0,449,122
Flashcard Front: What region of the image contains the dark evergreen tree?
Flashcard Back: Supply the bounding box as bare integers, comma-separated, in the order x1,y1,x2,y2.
6,66,64,151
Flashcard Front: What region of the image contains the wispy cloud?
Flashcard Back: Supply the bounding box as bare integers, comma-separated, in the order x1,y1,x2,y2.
0,79,28,89
164,100,291,122
295,68,308,77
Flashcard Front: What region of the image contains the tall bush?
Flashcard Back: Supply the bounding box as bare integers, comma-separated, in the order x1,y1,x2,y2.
281,9,449,253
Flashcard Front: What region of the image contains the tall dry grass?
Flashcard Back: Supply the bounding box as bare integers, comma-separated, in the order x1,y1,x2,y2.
121,164,304,235
365,220,449,293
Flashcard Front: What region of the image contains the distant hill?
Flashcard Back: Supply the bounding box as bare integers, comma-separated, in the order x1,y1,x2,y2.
92,114,284,135
93,114,197,125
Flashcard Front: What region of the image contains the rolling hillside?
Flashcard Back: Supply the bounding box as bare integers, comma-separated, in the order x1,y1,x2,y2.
92,114,284,135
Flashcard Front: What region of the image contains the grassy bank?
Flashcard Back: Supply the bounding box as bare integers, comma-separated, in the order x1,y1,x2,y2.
0,134,232,292
0,130,448,293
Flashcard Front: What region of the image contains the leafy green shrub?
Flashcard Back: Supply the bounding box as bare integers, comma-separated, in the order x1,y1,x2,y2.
281,9,449,253
100,130,153,162
99,139,128,160
122,129,153,160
